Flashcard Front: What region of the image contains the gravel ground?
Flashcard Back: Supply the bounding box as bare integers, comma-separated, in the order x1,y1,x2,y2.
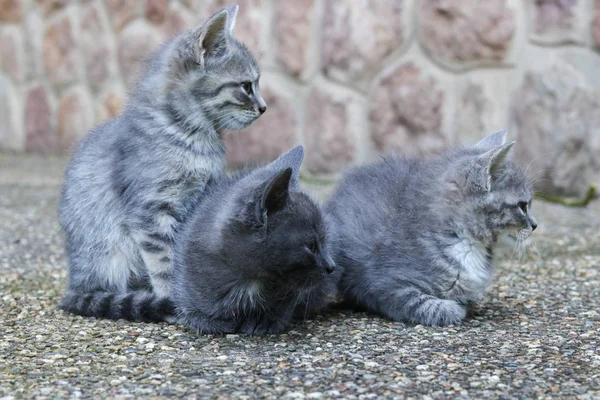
1,152,599,399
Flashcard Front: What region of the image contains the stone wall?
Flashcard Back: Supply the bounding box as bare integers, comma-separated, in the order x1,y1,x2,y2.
1,0,599,194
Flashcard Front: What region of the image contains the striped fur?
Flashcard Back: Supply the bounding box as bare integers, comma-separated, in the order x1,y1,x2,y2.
61,291,175,323
59,5,265,323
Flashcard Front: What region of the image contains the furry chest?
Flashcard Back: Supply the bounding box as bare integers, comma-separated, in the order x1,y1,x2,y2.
446,239,492,299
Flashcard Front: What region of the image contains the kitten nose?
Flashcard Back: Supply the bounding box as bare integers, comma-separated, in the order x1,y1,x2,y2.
323,254,336,274
257,95,267,115
529,216,538,232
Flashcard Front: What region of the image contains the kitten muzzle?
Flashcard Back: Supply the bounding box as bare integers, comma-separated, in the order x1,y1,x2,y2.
319,253,336,274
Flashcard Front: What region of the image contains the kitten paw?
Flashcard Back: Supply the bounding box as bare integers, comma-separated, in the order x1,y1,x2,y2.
414,299,467,326
241,319,289,335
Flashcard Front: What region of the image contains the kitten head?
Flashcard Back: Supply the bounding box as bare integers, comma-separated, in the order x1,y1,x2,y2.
220,146,335,289
443,130,538,244
166,5,266,131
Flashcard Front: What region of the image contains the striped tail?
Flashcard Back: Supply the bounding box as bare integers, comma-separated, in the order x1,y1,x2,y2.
60,290,175,323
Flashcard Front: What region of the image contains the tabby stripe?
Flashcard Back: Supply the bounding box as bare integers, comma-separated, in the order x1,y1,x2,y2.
218,100,245,108
120,293,136,320
152,271,174,281
141,241,164,253
97,293,114,317
157,202,184,224
191,81,241,99
147,232,173,244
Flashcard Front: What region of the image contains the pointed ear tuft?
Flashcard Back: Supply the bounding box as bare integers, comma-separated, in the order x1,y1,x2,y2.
225,4,239,35
264,145,304,190
261,168,292,216
193,9,228,66
473,129,507,151
480,141,514,191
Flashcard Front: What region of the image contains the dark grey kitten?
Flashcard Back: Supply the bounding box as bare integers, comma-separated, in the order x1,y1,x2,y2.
173,146,338,334
60,5,267,322
325,130,538,326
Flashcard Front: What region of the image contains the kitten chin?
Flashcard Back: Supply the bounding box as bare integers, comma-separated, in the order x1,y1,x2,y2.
172,145,339,334
326,129,538,326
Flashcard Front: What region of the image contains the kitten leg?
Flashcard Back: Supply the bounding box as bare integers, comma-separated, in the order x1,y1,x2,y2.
240,302,297,334
134,205,182,298
239,315,290,335
378,286,467,326
179,312,237,334
137,240,174,298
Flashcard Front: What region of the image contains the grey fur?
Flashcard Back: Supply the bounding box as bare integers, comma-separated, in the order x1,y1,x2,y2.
173,146,339,334
325,130,538,326
59,5,266,322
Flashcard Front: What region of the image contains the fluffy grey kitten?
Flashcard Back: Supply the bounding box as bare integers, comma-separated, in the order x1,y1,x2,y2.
325,130,538,326
60,5,267,322
173,146,338,334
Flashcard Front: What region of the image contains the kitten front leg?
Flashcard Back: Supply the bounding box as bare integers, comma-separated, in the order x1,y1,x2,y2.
240,302,296,334
138,243,173,298
179,312,237,334
134,209,180,298
240,316,290,335
376,286,467,326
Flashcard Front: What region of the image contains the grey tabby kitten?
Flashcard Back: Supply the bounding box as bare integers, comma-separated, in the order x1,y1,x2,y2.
60,5,266,322
325,130,538,326
173,146,338,334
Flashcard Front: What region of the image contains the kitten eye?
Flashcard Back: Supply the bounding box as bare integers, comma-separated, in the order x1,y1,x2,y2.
241,81,253,95
306,240,318,254
518,201,528,213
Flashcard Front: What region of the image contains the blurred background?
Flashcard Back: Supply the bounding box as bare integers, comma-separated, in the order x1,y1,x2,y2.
0,0,599,197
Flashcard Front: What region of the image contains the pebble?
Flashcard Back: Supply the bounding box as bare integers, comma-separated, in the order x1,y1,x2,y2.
1,154,599,399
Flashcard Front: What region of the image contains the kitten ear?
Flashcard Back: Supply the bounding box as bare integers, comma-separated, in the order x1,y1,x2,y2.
473,129,507,151
224,4,239,35
265,145,304,191
243,168,292,228
260,168,292,216
193,8,231,66
478,141,515,191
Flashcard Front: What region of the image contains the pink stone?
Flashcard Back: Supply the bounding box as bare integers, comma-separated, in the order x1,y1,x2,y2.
96,88,125,124
58,86,94,151
224,86,297,168
369,62,446,155
145,0,168,24
203,0,262,54
80,3,113,91
23,11,45,81
532,0,577,34
304,89,355,174
42,15,80,87
274,0,314,77
105,0,142,32
454,82,494,146
512,62,600,196
0,26,24,82
0,77,23,150
0,0,23,22
321,0,404,83
164,3,193,37
25,85,57,153
418,0,515,68
117,20,162,88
